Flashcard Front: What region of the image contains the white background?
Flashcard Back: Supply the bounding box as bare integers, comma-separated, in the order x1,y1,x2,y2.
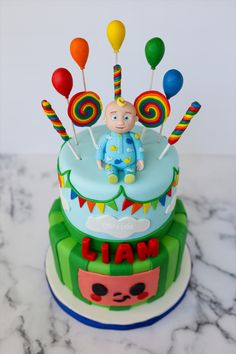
0,0,235,155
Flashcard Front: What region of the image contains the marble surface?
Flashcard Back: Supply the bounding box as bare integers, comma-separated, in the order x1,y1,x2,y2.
0,154,236,354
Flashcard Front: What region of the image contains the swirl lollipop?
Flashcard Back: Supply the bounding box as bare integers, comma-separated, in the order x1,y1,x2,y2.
68,91,103,148
134,91,170,135
159,101,201,160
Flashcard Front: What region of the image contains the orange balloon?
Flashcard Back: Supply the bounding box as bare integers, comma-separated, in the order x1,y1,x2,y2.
70,38,89,70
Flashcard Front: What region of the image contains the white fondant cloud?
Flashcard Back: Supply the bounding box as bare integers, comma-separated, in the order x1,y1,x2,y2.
86,215,150,238
59,189,70,211
165,195,177,214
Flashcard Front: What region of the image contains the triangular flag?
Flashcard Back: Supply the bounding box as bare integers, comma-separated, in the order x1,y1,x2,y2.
122,198,135,211
96,203,105,213
78,196,86,207
143,203,151,214
167,188,172,197
151,200,158,210
58,174,64,188
176,174,179,185
131,203,143,215
159,194,167,206
87,200,95,212
106,200,118,211
173,174,179,187
65,180,71,188
70,189,78,200
61,176,65,188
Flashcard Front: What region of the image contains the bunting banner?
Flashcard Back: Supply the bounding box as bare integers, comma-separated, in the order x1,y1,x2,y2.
58,169,179,215
58,174,65,188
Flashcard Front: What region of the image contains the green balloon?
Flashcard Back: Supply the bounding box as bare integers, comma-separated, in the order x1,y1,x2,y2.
145,37,165,70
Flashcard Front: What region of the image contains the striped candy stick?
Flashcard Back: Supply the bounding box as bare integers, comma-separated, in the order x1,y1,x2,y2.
41,100,70,141
114,64,122,99
159,101,201,160
41,100,80,160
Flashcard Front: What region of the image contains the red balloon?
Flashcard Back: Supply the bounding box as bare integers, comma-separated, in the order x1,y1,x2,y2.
51,68,73,99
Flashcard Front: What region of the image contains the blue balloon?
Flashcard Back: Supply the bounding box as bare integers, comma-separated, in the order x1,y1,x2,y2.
163,69,184,99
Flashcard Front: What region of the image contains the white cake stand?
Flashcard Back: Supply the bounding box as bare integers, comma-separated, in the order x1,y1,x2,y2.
45,246,191,330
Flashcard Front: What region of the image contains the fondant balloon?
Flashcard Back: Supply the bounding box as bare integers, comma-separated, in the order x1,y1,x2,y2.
51,68,73,99
70,38,89,70
163,69,184,99
145,38,165,70
107,20,126,53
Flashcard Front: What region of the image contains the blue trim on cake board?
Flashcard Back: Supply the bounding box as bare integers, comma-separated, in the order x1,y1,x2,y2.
46,276,189,330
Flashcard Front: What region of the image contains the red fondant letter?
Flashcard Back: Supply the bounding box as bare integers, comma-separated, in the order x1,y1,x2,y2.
101,243,110,264
114,243,134,264
82,237,97,261
137,238,159,261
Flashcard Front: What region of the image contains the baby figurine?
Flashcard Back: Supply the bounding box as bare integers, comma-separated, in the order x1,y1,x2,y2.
96,98,144,184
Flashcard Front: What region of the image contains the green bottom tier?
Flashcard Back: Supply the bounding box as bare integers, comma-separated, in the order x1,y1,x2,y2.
49,198,188,311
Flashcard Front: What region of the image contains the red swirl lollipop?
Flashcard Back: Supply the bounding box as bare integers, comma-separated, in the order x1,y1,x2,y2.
68,91,102,127
134,90,170,128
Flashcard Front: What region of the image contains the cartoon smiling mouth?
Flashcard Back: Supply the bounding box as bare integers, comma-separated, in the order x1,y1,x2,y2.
115,126,125,130
113,294,131,303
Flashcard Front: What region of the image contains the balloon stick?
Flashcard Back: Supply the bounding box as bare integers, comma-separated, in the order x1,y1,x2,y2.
141,127,147,141
157,124,164,143
88,127,98,149
141,70,154,141
158,101,201,160
41,100,81,160
158,143,170,160
82,70,87,91
88,120,97,151
141,70,155,142
140,69,156,140
67,142,80,160
143,38,166,142
149,69,155,90
66,98,79,145
71,120,78,144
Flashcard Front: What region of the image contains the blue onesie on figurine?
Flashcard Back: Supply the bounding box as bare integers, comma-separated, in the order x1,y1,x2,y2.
96,97,144,184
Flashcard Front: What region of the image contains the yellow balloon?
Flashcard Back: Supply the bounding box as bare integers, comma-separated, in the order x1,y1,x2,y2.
107,20,126,53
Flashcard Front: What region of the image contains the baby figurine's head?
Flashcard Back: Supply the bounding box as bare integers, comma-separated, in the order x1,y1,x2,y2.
104,98,137,133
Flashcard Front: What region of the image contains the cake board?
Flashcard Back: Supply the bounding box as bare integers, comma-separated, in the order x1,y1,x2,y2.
45,246,191,330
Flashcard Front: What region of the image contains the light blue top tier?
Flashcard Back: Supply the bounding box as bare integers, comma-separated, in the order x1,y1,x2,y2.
58,125,179,241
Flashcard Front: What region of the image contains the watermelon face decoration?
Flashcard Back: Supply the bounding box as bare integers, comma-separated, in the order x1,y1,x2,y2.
78,268,160,306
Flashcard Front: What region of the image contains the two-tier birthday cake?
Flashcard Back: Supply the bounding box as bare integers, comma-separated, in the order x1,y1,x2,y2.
42,20,201,329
